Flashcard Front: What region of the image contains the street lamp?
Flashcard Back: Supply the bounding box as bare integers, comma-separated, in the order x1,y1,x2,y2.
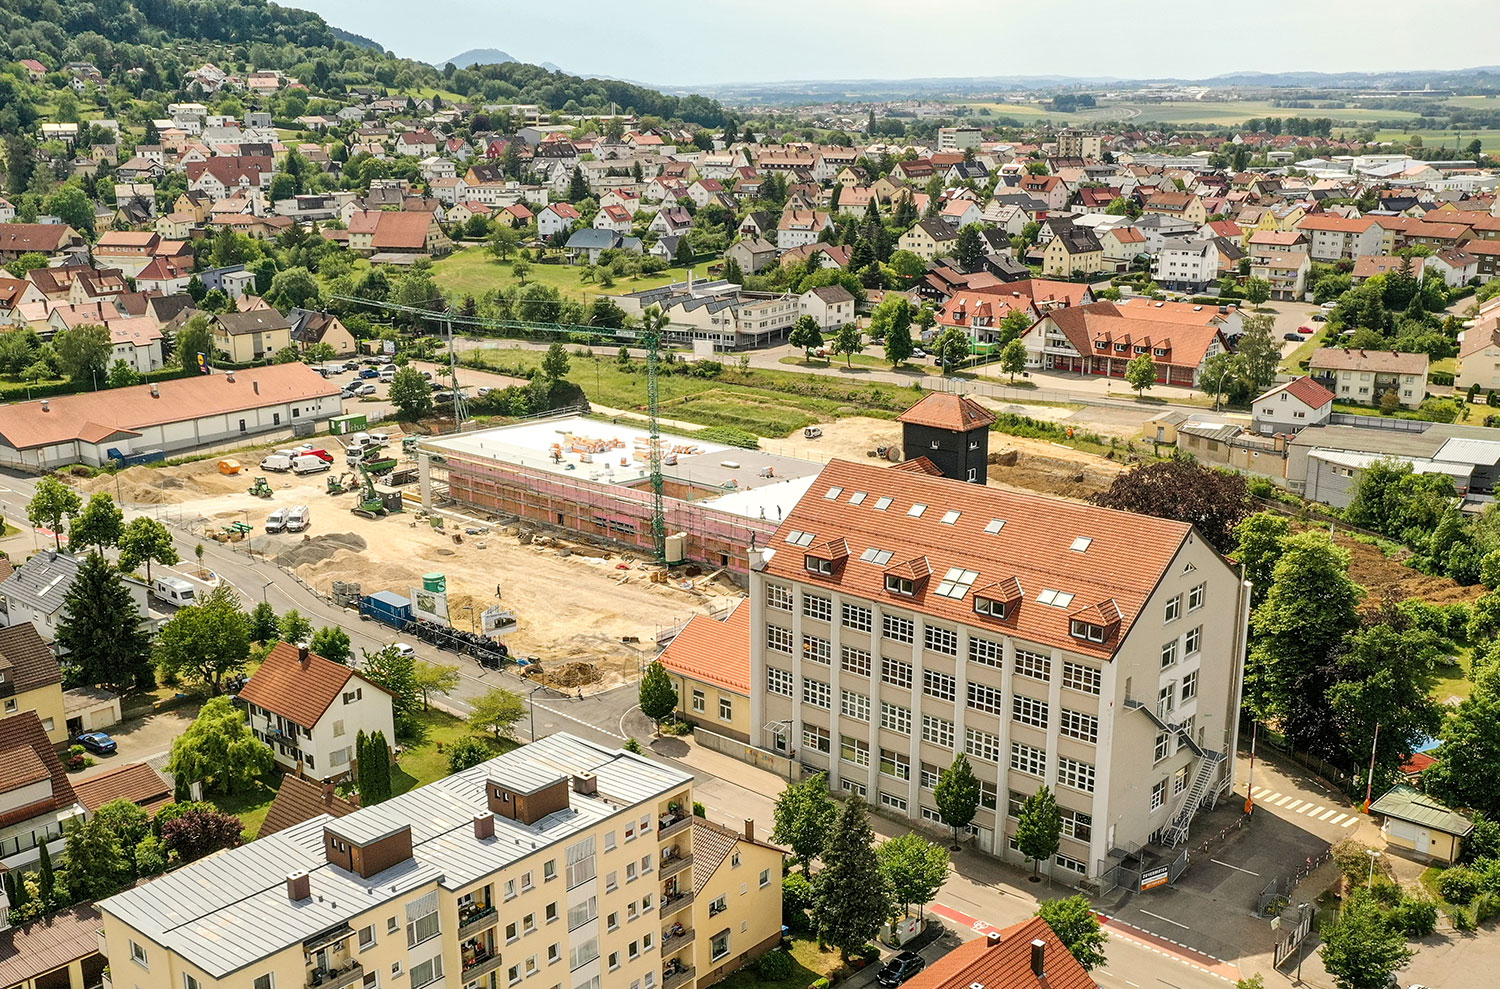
528,683,546,742
1366,848,1381,888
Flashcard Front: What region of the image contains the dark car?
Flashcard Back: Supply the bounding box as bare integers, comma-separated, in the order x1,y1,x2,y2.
875,952,925,987
358,368,381,379
1311,313,1328,322
1284,332,1303,341
76,731,117,755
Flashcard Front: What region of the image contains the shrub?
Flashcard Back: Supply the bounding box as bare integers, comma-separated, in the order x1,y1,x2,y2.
1440,866,1481,905
692,425,761,449
783,872,815,931
1473,890,1500,925
623,737,643,753
1390,895,1438,936
811,979,831,989
692,801,706,818
755,950,794,981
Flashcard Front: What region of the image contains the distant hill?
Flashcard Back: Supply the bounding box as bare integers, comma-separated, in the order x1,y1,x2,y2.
437,49,518,69
330,27,385,53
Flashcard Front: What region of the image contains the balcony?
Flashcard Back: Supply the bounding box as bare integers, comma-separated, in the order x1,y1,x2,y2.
659,813,692,841
659,852,693,880
307,962,363,989
461,950,505,982
456,905,498,940
661,925,695,954
660,890,695,918
662,964,695,989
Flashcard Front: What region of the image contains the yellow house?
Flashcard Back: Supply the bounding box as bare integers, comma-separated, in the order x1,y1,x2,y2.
0,621,68,743
1235,206,1281,247
1272,204,1307,232
1370,785,1473,865
174,192,211,223
680,819,785,986
1457,307,1500,391
0,905,107,989
212,310,293,362
154,211,196,240
289,309,359,357
660,601,751,742
1042,228,1104,277
836,166,867,189
1143,191,1206,226
898,219,959,261
98,734,781,989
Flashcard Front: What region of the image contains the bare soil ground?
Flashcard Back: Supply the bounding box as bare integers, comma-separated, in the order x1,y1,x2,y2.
1333,530,1486,606
985,439,1128,500
72,433,740,690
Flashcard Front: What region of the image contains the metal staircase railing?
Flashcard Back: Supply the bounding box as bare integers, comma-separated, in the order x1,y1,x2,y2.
1162,752,1226,848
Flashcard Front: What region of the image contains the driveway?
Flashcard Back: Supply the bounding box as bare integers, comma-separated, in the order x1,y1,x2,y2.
71,703,199,780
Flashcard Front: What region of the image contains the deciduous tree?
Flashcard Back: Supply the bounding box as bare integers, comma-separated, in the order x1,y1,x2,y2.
166,696,274,795
877,833,949,919
413,660,460,709
1234,511,1291,610
155,586,251,694
934,753,981,849
832,323,864,367
309,625,352,664
638,659,678,735
1090,459,1250,556
389,366,433,420
68,492,122,552
361,645,422,739
117,516,179,584
1125,353,1156,396
1036,895,1108,971
468,687,525,740
27,476,81,549
789,314,824,360
1016,785,1062,877
160,808,245,862
1319,889,1413,989
771,771,837,868
1000,338,1028,382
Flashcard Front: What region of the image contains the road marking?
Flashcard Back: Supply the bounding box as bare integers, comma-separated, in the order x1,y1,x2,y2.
1318,809,1338,821
1253,787,1270,798
1328,813,1347,825
1138,910,1190,931
1209,858,1260,877
1285,800,1305,812
1341,816,1359,828
536,699,625,739
1274,795,1293,807
1305,805,1325,817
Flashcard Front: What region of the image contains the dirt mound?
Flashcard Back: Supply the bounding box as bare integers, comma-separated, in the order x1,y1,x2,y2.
267,532,369,569
1336,531,1486,606
987,447,1124,501
526,661,602,688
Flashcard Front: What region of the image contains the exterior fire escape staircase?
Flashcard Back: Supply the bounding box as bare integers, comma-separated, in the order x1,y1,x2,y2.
1124,696,1227,848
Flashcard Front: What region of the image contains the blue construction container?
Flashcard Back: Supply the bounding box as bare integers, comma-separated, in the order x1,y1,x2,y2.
360,591,412,629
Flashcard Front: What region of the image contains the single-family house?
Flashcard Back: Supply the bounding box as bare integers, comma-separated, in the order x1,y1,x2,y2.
1252,376,1335,435
1248,251,1311,301
799,285,855,329
0,711,83,871
594,204,634,234
776,209,832,250
287,309,357,356
0,621,66,743
212,309,293,362
1308,347,1429,408
725,236,778,275
1041,227,1104,277
1143,191,1207,225
537,202,581,239
898,218,960,261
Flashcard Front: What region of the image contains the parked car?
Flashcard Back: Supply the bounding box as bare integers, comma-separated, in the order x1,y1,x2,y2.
358,368,381,379
1297,325,1315,334
1311,313,1328,322
353,382,377,396
1284,332,1303,341
340,386,357,399
1321,301,1338,310
911,348,927,358
391,643,415,658
76,731,117,755
875,952,925,988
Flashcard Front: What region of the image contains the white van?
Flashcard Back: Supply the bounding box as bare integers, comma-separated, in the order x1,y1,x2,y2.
285,505,311,532
378,367,396,383
151,576,197,606
369,431,391,446
260,453,293,472
265,508,288,533
292,454,331,475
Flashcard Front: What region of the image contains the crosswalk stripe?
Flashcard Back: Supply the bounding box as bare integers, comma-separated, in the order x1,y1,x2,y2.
1306,805,1325,817
1274,795,1293,806
1318,809,1338,821
1286,800,1306,812
1254,787,1270,798
1328,813,1347,825
1341,817,1358,828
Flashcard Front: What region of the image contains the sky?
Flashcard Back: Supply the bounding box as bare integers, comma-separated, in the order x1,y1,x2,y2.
289,0,1498,87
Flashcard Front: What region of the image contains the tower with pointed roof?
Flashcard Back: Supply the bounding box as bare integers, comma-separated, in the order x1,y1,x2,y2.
896,393,997,484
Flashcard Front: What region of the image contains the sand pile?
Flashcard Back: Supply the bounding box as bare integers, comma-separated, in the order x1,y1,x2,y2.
262,532,369,568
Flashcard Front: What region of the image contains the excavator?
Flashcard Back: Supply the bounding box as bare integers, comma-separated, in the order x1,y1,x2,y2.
351,463,388,519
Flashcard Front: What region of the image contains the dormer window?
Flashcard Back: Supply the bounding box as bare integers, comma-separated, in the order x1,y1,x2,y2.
1095,340,1108,350
1070,620,1106,643
885,575,916,597
974,596,1009,619
806,555,834,576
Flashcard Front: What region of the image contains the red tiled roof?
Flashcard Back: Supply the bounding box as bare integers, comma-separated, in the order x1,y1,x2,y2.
1264,375,1334,409
897,393,997,432
1044,302,1228,372
762,459,1199,660
906,916,1097,989
0,224,80,254
658,599,750,695
1296,214,1375,233
370,211,435,250
260,773,359,836
238,641,387,729
71,761,173,815
0,711,77,829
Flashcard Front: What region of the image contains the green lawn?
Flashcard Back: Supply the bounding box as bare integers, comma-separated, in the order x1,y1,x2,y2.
715,937,848,989
1433,647,1474,705
213,779,280,840
392,708,518,796
467,349,924,437
1371,127,1500,153
432,247,710,302
1280,328,1330,373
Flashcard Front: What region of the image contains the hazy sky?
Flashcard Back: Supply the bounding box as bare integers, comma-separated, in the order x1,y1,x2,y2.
290,0,1497,86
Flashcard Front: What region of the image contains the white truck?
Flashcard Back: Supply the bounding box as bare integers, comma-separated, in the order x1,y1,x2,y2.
285,505,311,532
151,575,198,606
265,508,288,533
292,454,331,475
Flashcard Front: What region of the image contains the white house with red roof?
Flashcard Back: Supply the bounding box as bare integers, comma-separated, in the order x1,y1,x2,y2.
238,641,395,782
537,202,580,239
1252,376,1335,435
593,203,634,234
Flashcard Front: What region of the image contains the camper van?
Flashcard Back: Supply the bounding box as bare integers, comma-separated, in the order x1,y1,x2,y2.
265,508,288,533
151,576,197,606
285,505,311,532
292,454,331,475
260,453,293,472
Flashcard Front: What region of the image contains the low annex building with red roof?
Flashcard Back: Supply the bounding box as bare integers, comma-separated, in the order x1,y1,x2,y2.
905,916,1098,989
1025,300,1231,387
0,362,343,469
239,641,395,783
1252,375,1335,435
748,455,1248,880
659,600,752,741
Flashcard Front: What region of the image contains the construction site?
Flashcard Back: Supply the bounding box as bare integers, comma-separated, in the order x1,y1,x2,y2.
415,414,827,573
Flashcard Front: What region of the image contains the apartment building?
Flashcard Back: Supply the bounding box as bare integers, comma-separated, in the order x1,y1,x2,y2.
747,459,1249,882
98,735,782,989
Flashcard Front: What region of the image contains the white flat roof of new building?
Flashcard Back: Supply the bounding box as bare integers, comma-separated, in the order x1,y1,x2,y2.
424,414,824,521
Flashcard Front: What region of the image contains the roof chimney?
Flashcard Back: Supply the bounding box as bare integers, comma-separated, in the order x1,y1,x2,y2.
743,818,755,842
40,400,49,413
322,781,335,806
286,870,311,901
986,931,1002,949
298,641,310,663
572,773,597,796
150,383,160,398
227,371,236,382
473,812,495,840
253,380,259,394
1029,939,1046,977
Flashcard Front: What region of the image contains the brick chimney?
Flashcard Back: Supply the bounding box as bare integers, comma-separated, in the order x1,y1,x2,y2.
1029,939,1046,977
473,812,495,840
985,931,1002,949
286,870,311,901
298,642,310,663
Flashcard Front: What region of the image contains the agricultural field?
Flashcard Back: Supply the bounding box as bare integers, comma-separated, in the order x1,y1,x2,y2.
1371,127,1500,152
964,98,1422,127
431,246,707,301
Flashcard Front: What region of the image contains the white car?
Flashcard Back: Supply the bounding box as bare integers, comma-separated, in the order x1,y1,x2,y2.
391,643,415,658
1320,301,1338,310
353,382,377,396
